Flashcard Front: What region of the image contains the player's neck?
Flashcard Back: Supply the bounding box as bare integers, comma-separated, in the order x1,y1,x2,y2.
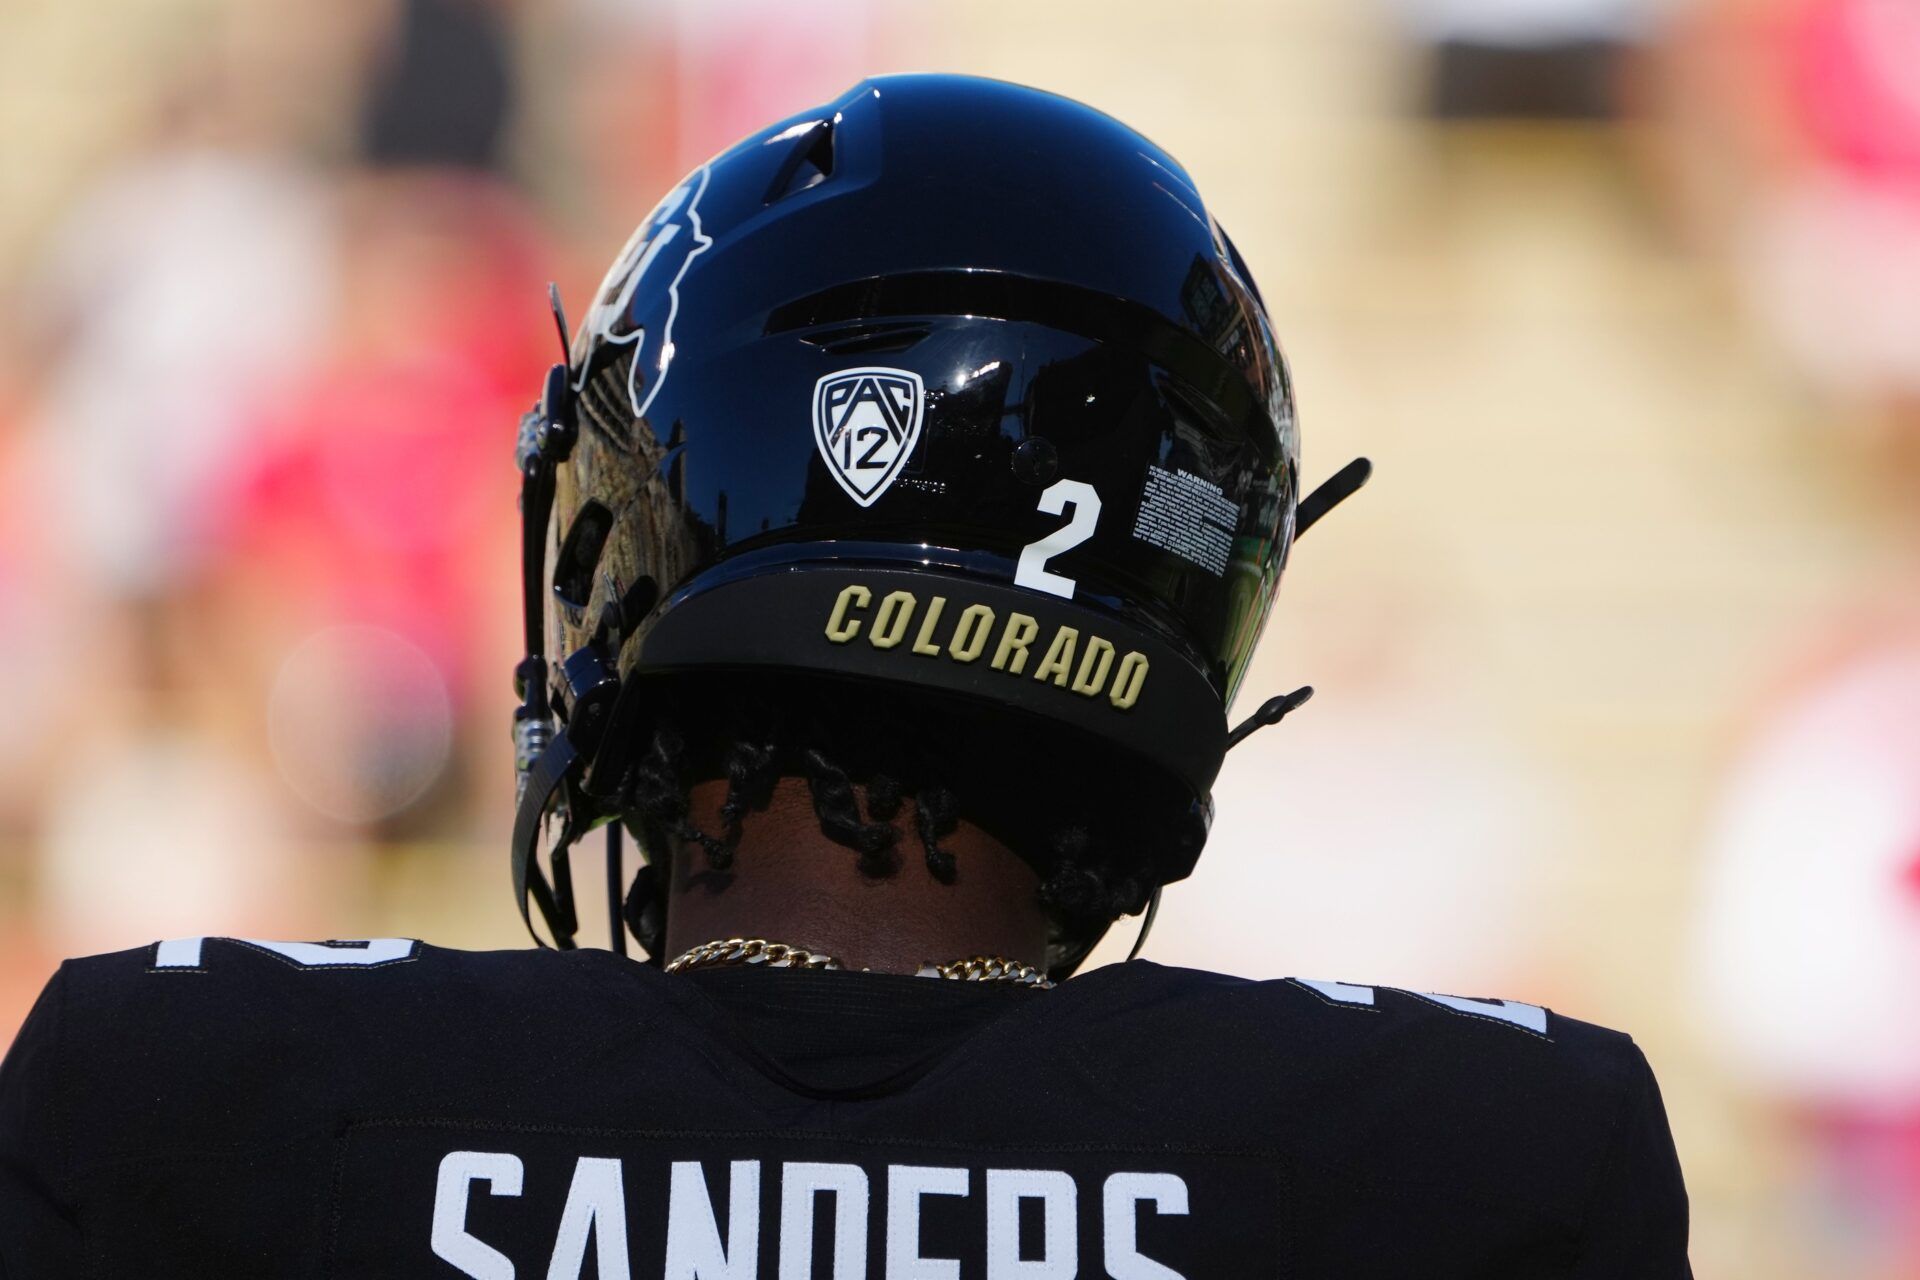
661,777,1050,974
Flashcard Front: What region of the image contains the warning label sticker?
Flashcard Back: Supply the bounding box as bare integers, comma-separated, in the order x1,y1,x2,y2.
1131,465,1240,576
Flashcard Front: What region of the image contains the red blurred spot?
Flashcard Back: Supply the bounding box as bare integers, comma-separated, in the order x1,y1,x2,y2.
1789,0,1920,191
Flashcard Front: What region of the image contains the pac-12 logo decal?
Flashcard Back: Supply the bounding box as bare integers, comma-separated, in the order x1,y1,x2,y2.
571,164,714,420
812,366,926,506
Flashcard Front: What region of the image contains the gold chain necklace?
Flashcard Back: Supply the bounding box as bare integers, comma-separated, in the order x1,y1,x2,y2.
664,937,1054,989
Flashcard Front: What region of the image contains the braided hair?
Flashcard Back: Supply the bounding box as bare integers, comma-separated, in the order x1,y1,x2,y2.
618,674,1198,946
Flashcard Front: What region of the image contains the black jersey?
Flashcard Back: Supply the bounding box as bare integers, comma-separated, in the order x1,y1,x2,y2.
0,938,1689,1277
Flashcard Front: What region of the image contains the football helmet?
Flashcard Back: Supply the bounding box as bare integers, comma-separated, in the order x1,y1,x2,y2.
510,74,1366,976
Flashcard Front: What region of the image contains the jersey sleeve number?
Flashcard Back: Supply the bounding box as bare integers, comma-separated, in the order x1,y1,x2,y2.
1290,978,1549,1036
1014,479,1101,600
151,937,419,971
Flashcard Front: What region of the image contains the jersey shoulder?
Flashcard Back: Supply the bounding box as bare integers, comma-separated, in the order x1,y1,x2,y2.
1059,961,1659,1228
19,937,668,1173
1072,958,1644,1077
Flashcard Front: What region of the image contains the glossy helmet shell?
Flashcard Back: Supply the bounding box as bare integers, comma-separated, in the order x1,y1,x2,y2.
553,73,1298,906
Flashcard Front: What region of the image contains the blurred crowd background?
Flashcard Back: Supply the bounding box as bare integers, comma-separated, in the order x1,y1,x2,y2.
2,0,1918,1272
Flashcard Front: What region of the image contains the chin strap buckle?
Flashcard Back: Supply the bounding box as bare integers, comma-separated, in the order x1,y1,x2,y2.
513,713,554,809
558,643,622,761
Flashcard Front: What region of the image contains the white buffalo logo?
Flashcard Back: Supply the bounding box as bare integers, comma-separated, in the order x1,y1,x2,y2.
571,164,714,420
812,367,926,506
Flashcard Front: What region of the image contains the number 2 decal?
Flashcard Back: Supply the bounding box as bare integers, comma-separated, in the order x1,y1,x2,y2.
1015,479,1101,599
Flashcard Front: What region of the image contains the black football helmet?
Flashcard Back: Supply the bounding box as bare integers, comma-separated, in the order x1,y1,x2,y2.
510,73,1367,977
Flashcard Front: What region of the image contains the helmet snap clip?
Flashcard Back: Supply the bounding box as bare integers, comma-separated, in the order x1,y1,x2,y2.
1226,686,1314,751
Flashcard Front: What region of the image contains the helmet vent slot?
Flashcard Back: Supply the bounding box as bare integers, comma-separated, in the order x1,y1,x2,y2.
800,320,931,355
578,359,636,450
765,119,835,204
553,500,614,615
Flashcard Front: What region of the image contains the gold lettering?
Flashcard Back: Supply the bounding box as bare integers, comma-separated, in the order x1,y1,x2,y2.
911,596,948,656
1070,635,1115,697
948,603,995,663
991,613,1039,674
825,584,872,642
1032,626,1079,687
869,589,916,649
1109,652,1150,709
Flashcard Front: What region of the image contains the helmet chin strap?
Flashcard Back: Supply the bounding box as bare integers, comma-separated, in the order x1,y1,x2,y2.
510,285,628,954
1295,456,1371,537
1126,888,1162,962
1227,686,1315,750
1125,457,1372,965
1121,684,1314,966
1211,454,1370,756
510,355,584,951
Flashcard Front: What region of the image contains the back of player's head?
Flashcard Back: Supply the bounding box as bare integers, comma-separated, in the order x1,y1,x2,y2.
512,73,1325,977
615,672,1192,973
